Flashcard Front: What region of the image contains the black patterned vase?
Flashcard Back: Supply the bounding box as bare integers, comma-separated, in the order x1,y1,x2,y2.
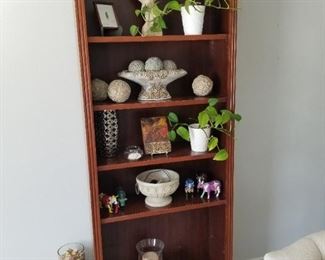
94,110,118,158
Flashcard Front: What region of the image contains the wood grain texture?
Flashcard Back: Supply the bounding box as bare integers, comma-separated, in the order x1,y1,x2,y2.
74,1,103,260
102,207,226,260
88,34,228,43
224,1,238,259
75,0,238,259
101,195,227,224
93,96,227,111
98,146,215,171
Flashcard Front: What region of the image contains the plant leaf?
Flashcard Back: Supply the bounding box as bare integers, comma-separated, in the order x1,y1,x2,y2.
213,149,228,161
198,111,209,128
168,112,179,123
208,136,218,151
157,16,167,29
141,5,149,14
205,0,214,6
185,0,191,13
168,130,177,141
221,110,231,124
208,98,218,107
214,114,223,127
129,25,139,36
165,0,181,11
152,4,162,17
205,106,217,122
233,113,242,121
176,126,190,141
135,9,141,17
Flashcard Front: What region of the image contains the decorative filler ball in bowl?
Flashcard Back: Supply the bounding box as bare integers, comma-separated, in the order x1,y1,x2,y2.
118,57,187,101
136,169,179,207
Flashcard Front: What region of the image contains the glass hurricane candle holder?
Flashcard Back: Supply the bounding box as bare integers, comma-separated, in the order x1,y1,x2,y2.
136,238,164,260
57,242,85,260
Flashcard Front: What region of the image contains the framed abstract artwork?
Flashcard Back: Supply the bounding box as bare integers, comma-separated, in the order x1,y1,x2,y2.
141,117,172,155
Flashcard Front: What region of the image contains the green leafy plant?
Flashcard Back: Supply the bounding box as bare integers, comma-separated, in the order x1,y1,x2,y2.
180,0,235,12
130,1,181,36
130,0,236,36
167,98,241,161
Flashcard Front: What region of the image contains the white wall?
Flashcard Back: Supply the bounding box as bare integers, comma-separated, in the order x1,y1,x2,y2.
235,0,325,259
0,1,93,259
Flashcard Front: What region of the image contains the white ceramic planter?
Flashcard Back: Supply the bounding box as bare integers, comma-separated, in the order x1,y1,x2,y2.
136,169,179,207
181,5,206,35
189,123,211,152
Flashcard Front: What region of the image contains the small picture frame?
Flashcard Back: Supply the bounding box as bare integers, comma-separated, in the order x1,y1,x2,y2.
141,117,172,156
94,2,119,35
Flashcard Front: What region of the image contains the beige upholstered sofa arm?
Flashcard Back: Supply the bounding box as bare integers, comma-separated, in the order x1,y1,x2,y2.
264,231,325,260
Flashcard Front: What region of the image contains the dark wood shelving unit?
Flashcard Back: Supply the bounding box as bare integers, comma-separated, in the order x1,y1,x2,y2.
75,0,237,259
101,195,226,224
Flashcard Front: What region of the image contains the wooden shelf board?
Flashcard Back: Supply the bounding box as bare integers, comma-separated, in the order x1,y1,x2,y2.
101,195,226,224
97,146,215,172
93,96,227,111
88,34,228,44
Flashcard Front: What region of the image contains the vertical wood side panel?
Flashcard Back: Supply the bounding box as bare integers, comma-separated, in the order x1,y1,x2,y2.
74,1,103,259
225,0,238,259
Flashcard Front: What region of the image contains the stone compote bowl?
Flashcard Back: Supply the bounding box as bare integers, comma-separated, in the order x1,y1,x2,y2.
136,169,180,207
118,57,187,101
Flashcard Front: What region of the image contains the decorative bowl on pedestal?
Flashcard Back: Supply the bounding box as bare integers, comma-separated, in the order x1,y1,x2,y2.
118,69,187,101
135,169,179,207
118,57,187,101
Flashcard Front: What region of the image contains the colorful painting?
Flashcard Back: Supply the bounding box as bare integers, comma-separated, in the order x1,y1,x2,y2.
141,116,172,155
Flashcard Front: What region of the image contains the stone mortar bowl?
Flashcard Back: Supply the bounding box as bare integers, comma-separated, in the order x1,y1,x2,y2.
136,169,179,207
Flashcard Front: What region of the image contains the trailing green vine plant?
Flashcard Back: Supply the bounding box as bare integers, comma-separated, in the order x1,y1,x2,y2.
130,0,181,36
167,98,241,161
180,0,236,12
130,0,236,36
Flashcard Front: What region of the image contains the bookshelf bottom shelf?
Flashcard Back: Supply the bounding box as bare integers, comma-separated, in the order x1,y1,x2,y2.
101,205,227,259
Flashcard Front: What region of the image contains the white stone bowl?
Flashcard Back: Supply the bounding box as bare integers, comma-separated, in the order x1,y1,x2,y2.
136,169,179,207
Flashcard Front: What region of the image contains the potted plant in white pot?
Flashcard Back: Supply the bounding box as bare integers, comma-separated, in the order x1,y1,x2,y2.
167,98,241,160
179,0,235,35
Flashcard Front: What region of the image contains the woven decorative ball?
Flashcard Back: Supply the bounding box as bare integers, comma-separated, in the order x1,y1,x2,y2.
163,60,177,70
192,75,213,96
107,80,131,103
91,78,109,101
145,57,163,71
128,60,145,72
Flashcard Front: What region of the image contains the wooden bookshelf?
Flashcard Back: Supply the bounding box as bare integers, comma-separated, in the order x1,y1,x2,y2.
75,0,237,259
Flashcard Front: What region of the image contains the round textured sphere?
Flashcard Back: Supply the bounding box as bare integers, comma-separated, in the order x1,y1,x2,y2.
128,60,145,72
107,80,131,103
145,57,163,71
91,78,109,101
163,60,177,70
192,75,213,96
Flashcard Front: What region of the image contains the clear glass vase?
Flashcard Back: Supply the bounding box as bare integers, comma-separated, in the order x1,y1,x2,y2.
57,242,85,260
136,238,164,260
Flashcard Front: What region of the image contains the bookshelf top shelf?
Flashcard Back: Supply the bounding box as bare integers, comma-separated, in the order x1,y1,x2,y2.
88,34,228,44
